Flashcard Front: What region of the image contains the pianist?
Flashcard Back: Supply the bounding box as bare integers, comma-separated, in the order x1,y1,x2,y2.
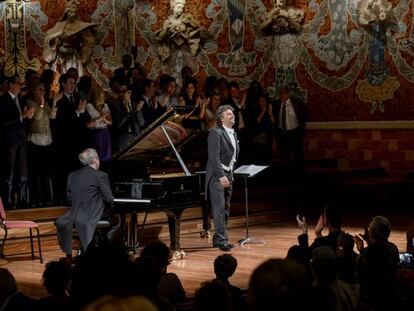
205,105,239,252
55,148,119,261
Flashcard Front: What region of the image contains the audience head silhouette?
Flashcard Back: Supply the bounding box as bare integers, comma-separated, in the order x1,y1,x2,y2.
214,254,238,281
248,258,307,311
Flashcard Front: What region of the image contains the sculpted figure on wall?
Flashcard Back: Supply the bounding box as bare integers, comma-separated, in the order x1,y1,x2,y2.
260,0,305,35
155,0,205,79
358,0,395,26
43,0,96,75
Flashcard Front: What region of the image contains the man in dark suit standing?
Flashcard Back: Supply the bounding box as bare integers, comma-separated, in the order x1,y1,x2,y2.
54,74,89,204
0,75,34,209
108,84,143,152
205,105,239,251
274,86,307,182
55,148,119,260
138,79,159,128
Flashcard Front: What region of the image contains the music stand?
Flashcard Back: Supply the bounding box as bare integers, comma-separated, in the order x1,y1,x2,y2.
234,165,268,246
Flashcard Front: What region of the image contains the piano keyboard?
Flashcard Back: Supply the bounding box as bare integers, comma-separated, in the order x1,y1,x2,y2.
113,198,152,203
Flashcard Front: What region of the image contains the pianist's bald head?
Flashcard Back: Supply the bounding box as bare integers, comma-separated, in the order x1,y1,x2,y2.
79,148,100,169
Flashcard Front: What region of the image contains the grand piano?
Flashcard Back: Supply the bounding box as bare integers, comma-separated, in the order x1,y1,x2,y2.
103,106,204,259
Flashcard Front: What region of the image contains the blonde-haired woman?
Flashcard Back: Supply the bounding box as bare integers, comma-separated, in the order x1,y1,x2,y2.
86,84,112,161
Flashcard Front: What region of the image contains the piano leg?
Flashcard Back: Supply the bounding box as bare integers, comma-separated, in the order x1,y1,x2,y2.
165,209,185,260
130,212,137,254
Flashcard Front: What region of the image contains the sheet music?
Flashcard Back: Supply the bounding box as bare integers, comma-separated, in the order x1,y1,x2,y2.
234,165,268,177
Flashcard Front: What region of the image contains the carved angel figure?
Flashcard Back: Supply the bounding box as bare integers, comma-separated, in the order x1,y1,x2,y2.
261,0,305,34
155,0,205,76
43,0,96,75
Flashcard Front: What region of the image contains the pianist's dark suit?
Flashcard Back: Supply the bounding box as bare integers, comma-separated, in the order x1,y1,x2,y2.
55,165,117,255
205,126,239,247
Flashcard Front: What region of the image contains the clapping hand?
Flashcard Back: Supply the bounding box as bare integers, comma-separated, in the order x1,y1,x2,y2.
353,226,369,253
314,214,324,237
77,98,87,113
22,105,35,119
53,92,63,107
268,103,273,115
240,93,247,109
296,215,308,234
136,100,144,111
354,234,364,253
151,96,158,109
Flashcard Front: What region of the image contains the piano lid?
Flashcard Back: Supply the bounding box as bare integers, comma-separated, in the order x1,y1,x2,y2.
111,106,195,162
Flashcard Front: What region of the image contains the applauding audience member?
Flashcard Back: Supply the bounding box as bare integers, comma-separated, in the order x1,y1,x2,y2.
355,216,399,311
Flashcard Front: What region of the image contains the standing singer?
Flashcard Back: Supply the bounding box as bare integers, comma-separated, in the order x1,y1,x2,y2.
205,105,239,251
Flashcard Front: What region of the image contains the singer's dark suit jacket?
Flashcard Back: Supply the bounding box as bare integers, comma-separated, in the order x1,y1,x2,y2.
205,125,239,199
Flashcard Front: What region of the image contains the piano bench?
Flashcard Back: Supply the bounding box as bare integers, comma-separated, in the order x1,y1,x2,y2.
92,220,111,247
73,220,111,253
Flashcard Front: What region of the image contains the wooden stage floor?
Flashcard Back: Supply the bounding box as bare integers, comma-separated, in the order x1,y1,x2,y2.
0,212,410,300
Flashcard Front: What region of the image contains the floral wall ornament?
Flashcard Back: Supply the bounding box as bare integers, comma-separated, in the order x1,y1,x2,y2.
133,1,160,80
91,0,135,72
356,75,400,113
357,0,395,26
301,0,362,71
216,0,257,76
1,0,44,77
389,0,414,83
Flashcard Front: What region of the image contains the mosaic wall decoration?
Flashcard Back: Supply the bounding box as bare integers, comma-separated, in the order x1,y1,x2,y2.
1,0,414,122
0,0,46,77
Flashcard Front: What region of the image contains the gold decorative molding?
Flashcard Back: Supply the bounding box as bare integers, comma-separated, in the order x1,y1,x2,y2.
307,121,414,130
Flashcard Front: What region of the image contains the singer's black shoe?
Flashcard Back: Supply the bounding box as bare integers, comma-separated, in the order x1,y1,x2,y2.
217,243,234,251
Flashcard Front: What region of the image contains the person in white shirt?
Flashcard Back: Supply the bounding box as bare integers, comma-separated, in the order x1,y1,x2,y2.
274,85,307,182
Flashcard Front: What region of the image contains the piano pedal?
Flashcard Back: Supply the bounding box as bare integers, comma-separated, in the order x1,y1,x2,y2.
172,249,186,261
200,229,212,239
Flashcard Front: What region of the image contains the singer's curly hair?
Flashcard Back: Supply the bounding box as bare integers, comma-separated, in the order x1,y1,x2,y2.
215,105,234,126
